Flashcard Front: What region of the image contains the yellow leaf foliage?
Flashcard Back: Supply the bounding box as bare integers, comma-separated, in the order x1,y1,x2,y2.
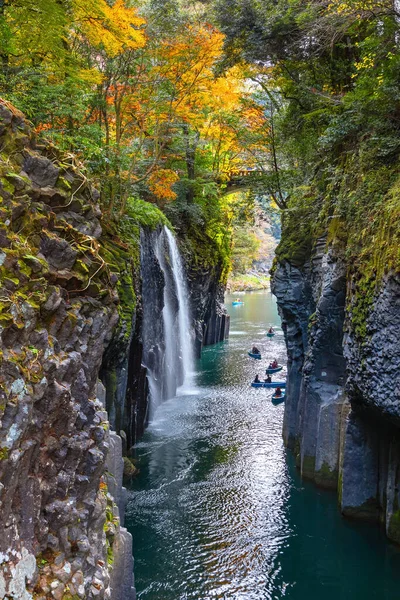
72,0,146,56
77,68,104,85
327,0,390,16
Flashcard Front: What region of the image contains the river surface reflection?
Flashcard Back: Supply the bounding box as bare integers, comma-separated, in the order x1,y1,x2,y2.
126,291,400,599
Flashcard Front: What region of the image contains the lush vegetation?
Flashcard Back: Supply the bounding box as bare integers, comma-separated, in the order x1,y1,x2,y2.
227,273,270,293
2,0,398,302
213,0,400,335
0,0,276,276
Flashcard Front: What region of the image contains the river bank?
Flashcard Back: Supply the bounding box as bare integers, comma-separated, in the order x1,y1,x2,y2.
226,273,270,292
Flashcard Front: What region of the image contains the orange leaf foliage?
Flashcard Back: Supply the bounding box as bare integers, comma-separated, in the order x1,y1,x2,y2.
148,169,179,202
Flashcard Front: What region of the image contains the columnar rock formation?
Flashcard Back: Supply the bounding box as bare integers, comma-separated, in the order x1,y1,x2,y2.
189,272,230,357
272,237,400,542
0,100,134,598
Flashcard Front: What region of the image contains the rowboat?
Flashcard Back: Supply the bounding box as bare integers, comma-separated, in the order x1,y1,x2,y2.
271,393,285,404
265,365,283,374
251,381,286,389
248,352,262,360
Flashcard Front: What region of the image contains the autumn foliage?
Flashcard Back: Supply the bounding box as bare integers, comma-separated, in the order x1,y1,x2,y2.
0,0,271,226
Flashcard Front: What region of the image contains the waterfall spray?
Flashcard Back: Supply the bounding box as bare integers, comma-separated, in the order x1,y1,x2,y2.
154,231,179,399
164,227,195,390
141,226,196,419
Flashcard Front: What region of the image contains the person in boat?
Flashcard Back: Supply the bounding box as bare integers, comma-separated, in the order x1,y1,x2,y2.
254,374,260,383
264,375,272,383
252,345,260,354
275,386,282,397
268,327,274,334
272,359,278,369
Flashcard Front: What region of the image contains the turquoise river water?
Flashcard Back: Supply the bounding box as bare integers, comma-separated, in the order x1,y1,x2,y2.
125,291,400,600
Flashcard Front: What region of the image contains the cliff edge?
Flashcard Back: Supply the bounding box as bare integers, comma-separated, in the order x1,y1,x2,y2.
0,100,135,598
272,219,400,542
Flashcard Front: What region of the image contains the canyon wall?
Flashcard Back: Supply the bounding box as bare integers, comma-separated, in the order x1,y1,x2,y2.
190,271,229,356
0,101,134,599
272,235,400,542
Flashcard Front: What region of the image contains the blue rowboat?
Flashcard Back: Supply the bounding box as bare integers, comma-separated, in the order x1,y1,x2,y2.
265,365,283,374
272,393,285,404
266,332,275,338
232,301,244,306
251,381,286,389
248,352,262,360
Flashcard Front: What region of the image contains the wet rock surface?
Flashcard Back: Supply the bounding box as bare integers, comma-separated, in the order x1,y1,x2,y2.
272,237,400,542
0,99,230,599
0,100,134,599
188,267,230,357
345,274,400,423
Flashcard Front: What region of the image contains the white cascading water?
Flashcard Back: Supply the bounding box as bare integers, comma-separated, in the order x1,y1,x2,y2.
164,227,195,390
153,230,178,400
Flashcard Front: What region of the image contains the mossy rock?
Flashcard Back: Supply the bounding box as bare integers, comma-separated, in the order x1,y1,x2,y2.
315,461,338,490
301,454,316,480
387,510,400,544
123,456,139,478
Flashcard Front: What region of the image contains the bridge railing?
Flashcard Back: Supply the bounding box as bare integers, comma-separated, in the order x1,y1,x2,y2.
227,169,265,178
224,169,266,185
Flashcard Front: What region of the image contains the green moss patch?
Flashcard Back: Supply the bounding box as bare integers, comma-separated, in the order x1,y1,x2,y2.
100,196,171,345
301,454,316,480
275,153,400,343
315,461,338,490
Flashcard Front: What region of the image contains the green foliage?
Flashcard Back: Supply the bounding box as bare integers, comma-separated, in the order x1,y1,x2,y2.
228,272,270,292
257,196,281,239
100,197,171,347
165,186,250,283
0,0,274,290
275,188,317,267
214,0,400,338
125,197,171,231
231,226,260,274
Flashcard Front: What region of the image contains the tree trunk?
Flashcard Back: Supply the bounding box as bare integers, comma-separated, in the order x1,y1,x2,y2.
183,124,199,202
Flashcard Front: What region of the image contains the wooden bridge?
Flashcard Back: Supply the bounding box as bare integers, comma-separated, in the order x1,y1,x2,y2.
220,169,270,193
220,168,287,208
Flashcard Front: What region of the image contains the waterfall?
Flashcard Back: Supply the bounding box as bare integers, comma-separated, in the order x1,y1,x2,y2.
140,226,195,419
153,231,180,399
165,227,195,390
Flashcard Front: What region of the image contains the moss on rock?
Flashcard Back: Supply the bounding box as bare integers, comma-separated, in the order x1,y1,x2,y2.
315,461,338,490
99,196,171,348
301,455,316,480
123,456,139,479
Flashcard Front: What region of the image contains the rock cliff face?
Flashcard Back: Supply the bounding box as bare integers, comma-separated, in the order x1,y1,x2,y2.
188,265,230,357
272,237,400,542
101,225,230,452
0,100,134,598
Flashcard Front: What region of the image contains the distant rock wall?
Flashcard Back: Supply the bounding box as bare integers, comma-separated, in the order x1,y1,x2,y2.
272,237,400,543
188,267,230,357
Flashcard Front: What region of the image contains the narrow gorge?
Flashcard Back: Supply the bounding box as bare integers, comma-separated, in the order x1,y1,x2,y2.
1,0,400,598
